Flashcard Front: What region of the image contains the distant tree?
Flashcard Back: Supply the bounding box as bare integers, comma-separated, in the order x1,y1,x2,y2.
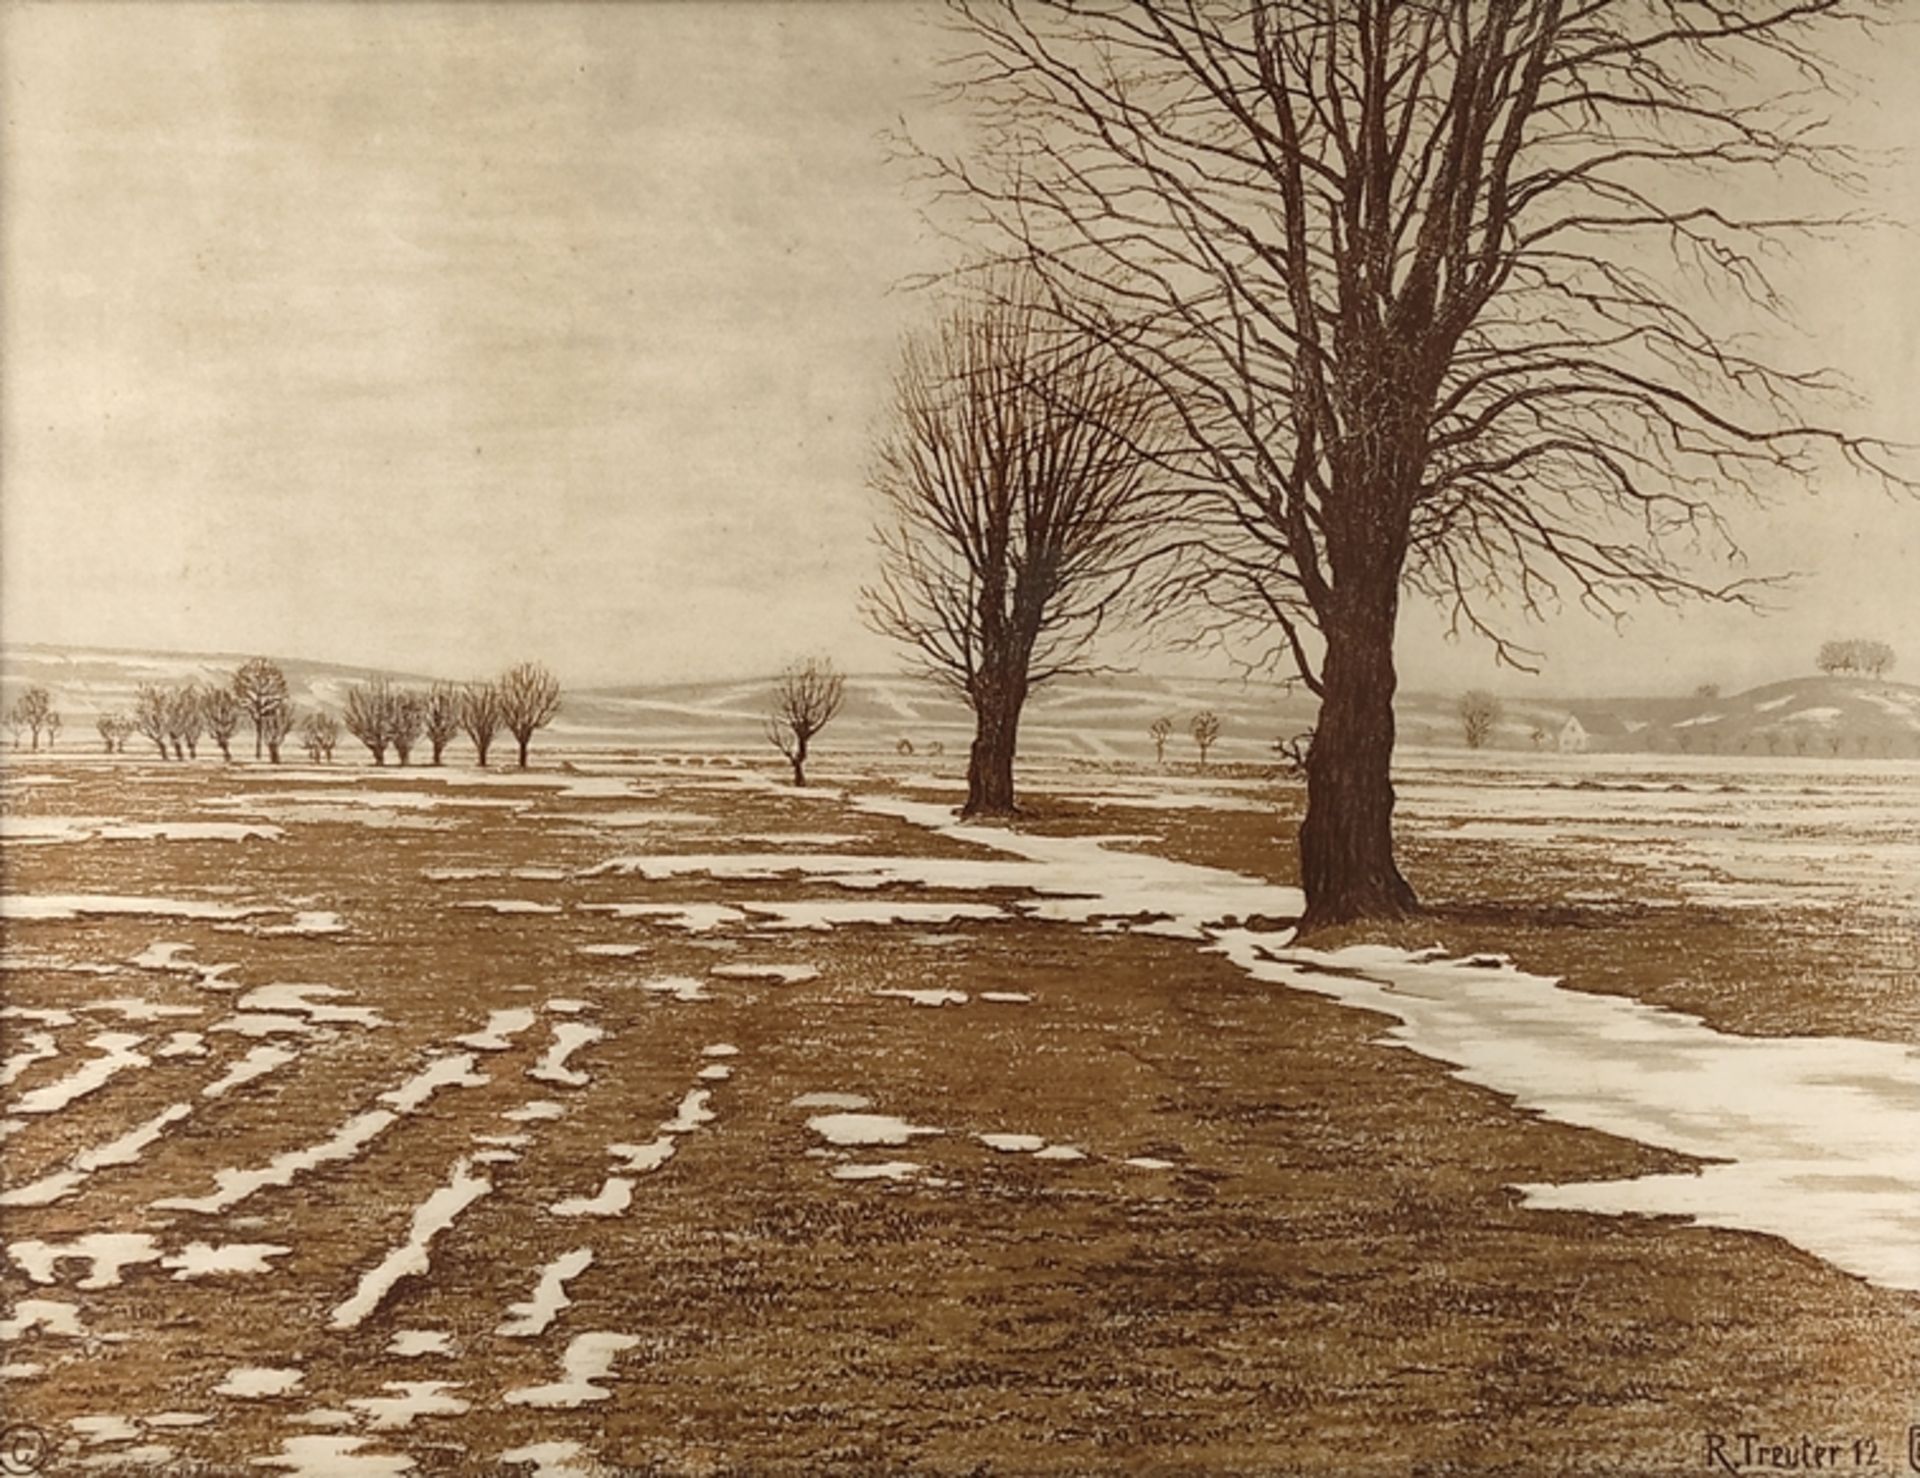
1459,692,1502,751
96,713,120,754
388,691,425,766
1859,641,1896,681
163,685,204,760
1272,730,1312,779
1695,684,1721,701
262,701,295,763
1189,711,1221,767
343,680,394,766
1529,726,1547,751
5,708,24,750
1762,729,1782,757
896,737,916,757
498,662,562,768
766,656,846,788
201,687,242,761
300,710,339,763
133,685,170,759
863,280,1167,818
42,710,61,750
233,659,291,760
423,683,461,765
9,687,52,752
1148,716,1173,765
460,682,504,767
1815,640,1850,676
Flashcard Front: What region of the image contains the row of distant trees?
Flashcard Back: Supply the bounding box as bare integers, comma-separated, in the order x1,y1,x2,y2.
7,688,61,751
54,659,563,768
1147,713,1221,767
1816,640,1897,679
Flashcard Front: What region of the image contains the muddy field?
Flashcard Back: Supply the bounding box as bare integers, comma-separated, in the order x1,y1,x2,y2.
1,752,1916,1476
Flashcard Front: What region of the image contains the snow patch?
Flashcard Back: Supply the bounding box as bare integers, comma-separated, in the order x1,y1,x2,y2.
499,1248,594,1337
502,1332,640,1408
330,1158,493,1330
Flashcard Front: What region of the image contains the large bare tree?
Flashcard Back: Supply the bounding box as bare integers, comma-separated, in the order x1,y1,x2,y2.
232,658,290,761
423,683,462,766
765,656,846,787
343,680,395,766
498,662,562,769
864,282,1166,815
929,0,1908,927
133,685,170,759
460,681,504,767
164,684,205,760
201,687,242,761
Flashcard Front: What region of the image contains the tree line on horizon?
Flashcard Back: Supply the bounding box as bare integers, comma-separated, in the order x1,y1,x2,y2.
41,658,564,769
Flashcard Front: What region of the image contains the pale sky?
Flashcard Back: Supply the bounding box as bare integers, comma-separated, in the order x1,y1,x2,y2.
4,2,1919,696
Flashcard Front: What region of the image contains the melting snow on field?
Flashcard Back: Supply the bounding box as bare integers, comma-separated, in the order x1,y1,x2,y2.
503,1332,639,1408
499,1248,593,1337
709,963,818,985
330,1158,492,1329
529,1023,605,1086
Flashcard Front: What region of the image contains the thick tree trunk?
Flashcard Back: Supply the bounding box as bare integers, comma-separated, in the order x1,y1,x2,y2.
962,675,1024,817
516,735,530,768
475,738,491,767
1297,583,1418,934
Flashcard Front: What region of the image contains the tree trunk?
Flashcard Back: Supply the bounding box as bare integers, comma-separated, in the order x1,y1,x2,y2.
475,737,492,767
431,741,445,765
516,735,530,768
962,675,1024,817
1297,582,1418,934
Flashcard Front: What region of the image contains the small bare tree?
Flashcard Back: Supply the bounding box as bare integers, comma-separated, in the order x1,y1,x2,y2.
388,691,425,766
9,688,52,752
233,658,291,760
96,713,120,753
164,685,204,760
498,662,561,769
1189,711,1221,767
461,682,504,767
201,687,242,761
343,680,395,766
43,710,61,750
1459,692,1503,752
1148,716,1173,765
765,656,846,787
423,683,461,765
300,710,340,763
864,279,1167,817
133,685,170,759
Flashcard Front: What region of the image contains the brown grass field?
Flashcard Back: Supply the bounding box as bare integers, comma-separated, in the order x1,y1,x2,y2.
1,752,1915,1476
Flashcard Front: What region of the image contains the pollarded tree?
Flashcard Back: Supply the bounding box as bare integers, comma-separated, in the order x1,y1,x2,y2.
864,279,1167,817
461,682,504,767
1148,715,1173,764
498,662,562,769
1460,691,1503,751
765,656,846,787
262,701,295,763
931,1,1910,930
164,685,204,760
9,687,52,752
388,691,425,766
201,687,242,761
133,685,170,759
233,658,291,761
423,683,461,766
1189,711,1221,767
300,710,340,763
343,680,395,766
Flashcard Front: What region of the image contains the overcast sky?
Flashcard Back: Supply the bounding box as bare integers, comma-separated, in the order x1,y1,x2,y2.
4,2,1919,696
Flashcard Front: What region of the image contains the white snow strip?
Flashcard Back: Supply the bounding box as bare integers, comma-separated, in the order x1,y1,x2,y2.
701,1043,739,1058
236,985,384,1028
70,1415,141,1445
2,894,267,922
455,900,563,915
501,1441,594,1478
499,1248,594,1337
252,911,348,937
874,988,967,1008
578,901,746,933
454,1009,538,1051
806,1112,941,1147
790,1092,870,1110
1124,1157,1177,1171
74,1102,194,1170
576,943,647,958
217,1365,303,1399
379,1054,489,1112
153,1109,396,1215
502,1332,639,1408
742,900,1004,931
529,1024,605,1087
11,1032,150,1114
0,1299,89,1341
637,976,712,1003
0,817,284,845
79,997,200,1023
156,1032,208,1058
503,1100,566,1123
608,1136,678,1173
979,992,1033,1004
1034,1144,1087,1161
251,1436,415,1475
708,963,818,985
546,998,591,1015
203,1045,298,1099
550,1178,633,1218
831,1161,922,1181
387,1330,454,1358
977,1133,1045,1153
347,1381,471,1430
697,1064,733,1082
660,1090,713,1134
329,1158,493,1330
0,1032,58,1086
161,1243,291,1280
10,1233,162,1288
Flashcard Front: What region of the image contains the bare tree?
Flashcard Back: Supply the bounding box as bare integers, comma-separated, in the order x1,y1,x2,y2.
1189,711,1221,767
232,658,291,761
300,710,340,763
164,685,204,760
765,656,846,787
423,683,461,765
262,702,295,763
929,1,1910,929
497,662,562,769
343,680,395,766
1148,715,1173,765
864,279,1166,816
96,713,121,754
201,687,242,761
388,691,425,766
9,687,52,752
460,682,504,767
1459,691,1503,752
133,685,170,759
1859,640,1896,681
42,710,61,750
1817,640,1855,676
